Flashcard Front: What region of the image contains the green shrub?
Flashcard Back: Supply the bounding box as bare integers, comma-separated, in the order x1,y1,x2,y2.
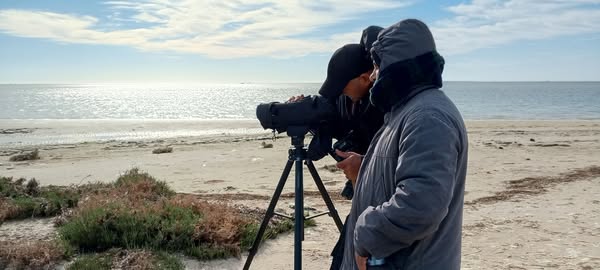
0,177,83,221
67,253,112,270
11,196,44,218
115,168,174,198
153,251,184,270
4,168,314,263
59,202,200,252
0,176,24,198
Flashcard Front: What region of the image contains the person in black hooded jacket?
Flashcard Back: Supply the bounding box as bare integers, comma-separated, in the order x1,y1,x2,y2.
341,19,468,270
287,26,386,270
315,26,386,270
289,26,385,189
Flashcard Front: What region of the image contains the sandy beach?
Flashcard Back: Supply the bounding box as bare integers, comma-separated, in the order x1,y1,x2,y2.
1,120,599,269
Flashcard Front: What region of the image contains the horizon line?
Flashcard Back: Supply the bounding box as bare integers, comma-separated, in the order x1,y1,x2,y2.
1,80,600,85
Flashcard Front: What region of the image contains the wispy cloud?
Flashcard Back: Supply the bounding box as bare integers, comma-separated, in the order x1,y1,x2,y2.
0,0,598,58
433,0,600,55
0,0,409,58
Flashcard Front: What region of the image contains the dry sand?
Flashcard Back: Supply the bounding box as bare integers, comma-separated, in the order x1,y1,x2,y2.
1,120,599,269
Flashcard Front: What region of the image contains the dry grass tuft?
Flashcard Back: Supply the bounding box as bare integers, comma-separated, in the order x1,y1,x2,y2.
0,198,20,223
467,166,600,205
152,146,173,154
66,249,182,270
111,250,159,270
0,240,66,270
9,149,40,162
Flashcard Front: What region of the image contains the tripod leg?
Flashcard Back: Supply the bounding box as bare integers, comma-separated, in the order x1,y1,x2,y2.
306,160,344,232
294,159,304,270
243,160,294,270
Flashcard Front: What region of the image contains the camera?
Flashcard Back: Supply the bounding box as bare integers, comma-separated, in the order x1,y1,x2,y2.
256,95,341,162
256,95,337,134
330,132,357,199
256,95,357,199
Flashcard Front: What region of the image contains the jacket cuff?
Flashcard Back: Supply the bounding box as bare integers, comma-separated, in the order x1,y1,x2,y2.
353,206,375,257
354,237,369,257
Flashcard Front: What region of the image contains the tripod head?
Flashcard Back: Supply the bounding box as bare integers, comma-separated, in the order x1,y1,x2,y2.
285,126,310,149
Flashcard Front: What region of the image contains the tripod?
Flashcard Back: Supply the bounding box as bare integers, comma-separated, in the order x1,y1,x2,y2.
243,126,344,270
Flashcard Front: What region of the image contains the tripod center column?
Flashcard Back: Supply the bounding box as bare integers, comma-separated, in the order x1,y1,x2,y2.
292,136,306,270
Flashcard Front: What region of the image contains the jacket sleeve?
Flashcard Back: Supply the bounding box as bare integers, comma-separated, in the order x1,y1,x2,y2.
354,110,460,258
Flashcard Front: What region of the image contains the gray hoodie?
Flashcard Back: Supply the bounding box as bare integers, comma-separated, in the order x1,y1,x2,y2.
341,19,468,270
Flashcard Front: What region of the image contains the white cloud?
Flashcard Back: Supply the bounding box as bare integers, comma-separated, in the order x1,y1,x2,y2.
0,0,598,58
0,0,409,58
433,0,600,55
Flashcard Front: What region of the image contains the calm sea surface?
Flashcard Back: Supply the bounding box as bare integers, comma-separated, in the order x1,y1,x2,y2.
1,82,599,120
1,82,599,146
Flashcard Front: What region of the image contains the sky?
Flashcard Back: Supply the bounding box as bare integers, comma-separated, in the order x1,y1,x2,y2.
0,0,599,83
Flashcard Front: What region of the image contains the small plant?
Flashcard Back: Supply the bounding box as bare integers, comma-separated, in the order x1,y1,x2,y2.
115,168,175,198
261,142,273,148
0,240,67,270
67,249,183,270
152,146,173,154
67,253,112,270
0,176,85,222
25,178,39,196
0,198,19,223
9,149,40,162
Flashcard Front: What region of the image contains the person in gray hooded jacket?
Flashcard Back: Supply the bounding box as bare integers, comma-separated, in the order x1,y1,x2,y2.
340,19,468,270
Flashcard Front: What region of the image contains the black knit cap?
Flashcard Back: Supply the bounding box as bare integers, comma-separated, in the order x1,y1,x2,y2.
318,43,372,100
360,25,383,62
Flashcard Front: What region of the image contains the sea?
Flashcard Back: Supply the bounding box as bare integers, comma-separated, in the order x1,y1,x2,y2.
1,82,599,147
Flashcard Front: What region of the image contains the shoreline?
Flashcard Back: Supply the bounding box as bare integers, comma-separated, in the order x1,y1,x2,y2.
1,119,599,192
1,119,599,149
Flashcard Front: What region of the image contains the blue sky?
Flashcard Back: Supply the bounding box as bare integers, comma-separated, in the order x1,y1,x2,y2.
0,0,599,83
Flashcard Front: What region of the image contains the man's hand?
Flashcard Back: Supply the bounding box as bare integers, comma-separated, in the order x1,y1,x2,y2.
286,94,305,103
355,253,368,270
335,150,363,186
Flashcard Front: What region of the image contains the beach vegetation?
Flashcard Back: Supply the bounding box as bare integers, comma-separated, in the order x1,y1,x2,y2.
9,149,40,161
114,168,175,198
58,168,308,260
66,249,183,270
1,168,314,267
261,141,274,148
0,240,68,270
152,146,173,154
0,176,83,222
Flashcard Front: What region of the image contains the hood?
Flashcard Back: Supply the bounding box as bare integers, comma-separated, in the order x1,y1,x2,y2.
369,19,445,113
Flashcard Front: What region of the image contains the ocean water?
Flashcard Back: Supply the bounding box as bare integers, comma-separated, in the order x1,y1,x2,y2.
1,82,599,147
1,82,599,120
